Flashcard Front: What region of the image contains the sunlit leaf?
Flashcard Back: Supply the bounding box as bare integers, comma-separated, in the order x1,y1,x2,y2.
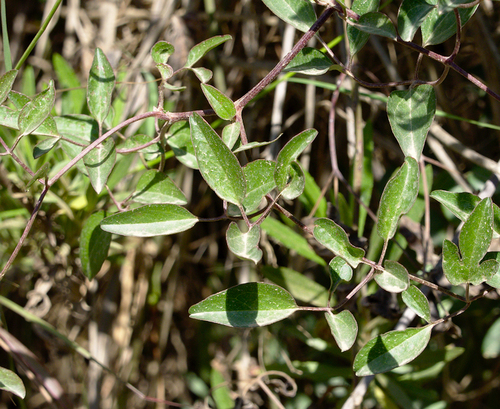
190,67,213,83
83,137,116,194
325,310,358,352
284,48,333,75
18,80,55,136
402,285,431,324
167,121,198,169
0,70,18,105
226,222,263,264
222,121,241,149
232,138,280,154
281,161,305,200
375,260,409,293
151,41,175,81
185,35,232,68
329,257,353,293
261,0,317,32
241,159,276,213
347,0,380,56
87,48,115,126
397,0,435,42
0,367,25,399
201,84,236,120
132,170,187,205
80,211,112,280
120,134,164,160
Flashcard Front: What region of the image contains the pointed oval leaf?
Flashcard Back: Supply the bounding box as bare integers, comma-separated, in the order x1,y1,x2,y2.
261,0,317,32
190,67,213,83
377,157,419,241
167,121,198,169
354,325,434,376
388,85,436,161
329,257,353,293
26,163,50,189
226,222,263,264
351,12,398,40
189,282,297,327
232,138,280,154
482,317,500,359
284,48,333,75
485,252,500,288
397,0,435,42
346,0,380,56
190,113,246,205
0,367,26,399
33,137,60,159
313,218,365,268
241,159,276,213
459,198,493,264
275,128,317,191
120,134,164,160
18,80,55,136
83,138,116,194
151,41,175,65
133,170,187,205
281,161,305,200
402,285,431,323
0,70,18,104
375,260,410,293
80,211,112,280
430,190,480,222
35,115,59,137
201,84,236,120
185,35,232,68
222,121,241,149
101,204,198,237
87,48,116,125
325,310,358,352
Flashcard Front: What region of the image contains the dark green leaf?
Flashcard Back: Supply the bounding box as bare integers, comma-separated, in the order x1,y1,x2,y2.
397,0,435,42
261,0,317,32
132,170,187,205
0,70,18,105
347,0,380,56
375,260,410,293
185,35,232,68
325,310,358,352
80,211,112,280
18,80,55,136
0,367,25,399
351,12,397,39
83,138,116,194
402,285,431,323
87,48,115,126
33,137,60,159
26,163,50,189
201,84,236,120
167,121,198,169
226,222,263,264
284,48,333,75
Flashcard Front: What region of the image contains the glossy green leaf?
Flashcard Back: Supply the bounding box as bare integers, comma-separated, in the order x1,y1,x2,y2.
53,53,86,114
167,121,198,169
351,12,397,40
151,41,175,80
299,170,328,218
241,159,276,213
120,134,164,160
313,218,365,268
226,222,262,264
377,157,419,241
133,170,187,205
437,0,476,14
284,48,333,75
190,113,246,205
232,138,280,154
222,121,241,149
0,367,25,399
354,325,434,376
375,260,410,293
18,80,55,136
80,211,112,280
402,285,431,323
87,48,115,125
329,257,353,293
482,317,500,359
26,163,50,189
261,266,329,307
397,0,435,42
190,67,213,83
185,35,232,68
325,310,358,352
261,217,326,266
281,161,305,200
347,0,380,56
261,0,317,32
0,70,18,104
83,138,116,193
275,128,317,192
201,84,236,120
189,282,297,327
101,204,198,237
387,85,436,161
33,137,60,159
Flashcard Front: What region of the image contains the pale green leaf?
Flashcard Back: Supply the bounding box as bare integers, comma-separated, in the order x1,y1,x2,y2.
397,0,435,42
132,170,187,205
188,282,297,327
190,67,213,83
232,138,280,154
485,252,500,288
222,122,241,149
210,368,233,409
33,137,60,159
87,48,115,125
351,12,397,40
328,257,353,293
80,211,112,280
226,222,263,264
185,35,232,68
375,260,410,293
8,90,30,108
281,161,305,200
261,0,317,32
26,163,50,189
101,204,198,237
325,310,358,352
53,53,86,114
300,170,328,218
167,121,198,169
0,70,18,105
35,116,59,138
151,41,175,80
120,134,164,160
284,48,333,75
0,367,25,399
482,317,500,359
241,159,276,213
201,84,236,120
83,138,116,194
346,0,380,56
18,80,55,136
402,285,431,323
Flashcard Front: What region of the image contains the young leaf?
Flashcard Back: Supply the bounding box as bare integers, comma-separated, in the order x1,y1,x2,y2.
402,285,431,324
120,134,164,160
200,84,236,120
241,159,276,213
261,0,317,33
87,48,116,126
188,282,298,327
83,138,116,194
387,85,436,161
33,137,60,159
397,0,435,42
190,113,246,205
18,80,55,136
132,170,187,205
151,41,175,81
325,310,358,352
313,218,365,268
80,211,112,280
222,121,241,149
0,70,18,104
281,161,305,200
377,157,419,241
167,121,199,169
284,48,333,76
226,222,263,264
375,260,410,293
185,35,232,68
0,367,25,399
353,325,434,376
329,257,353,293
482,317,500,359
346,0,380,56
232,139,280,154
101,204,198,237
351,12,397,40
26,163,50,189
189,67,213,83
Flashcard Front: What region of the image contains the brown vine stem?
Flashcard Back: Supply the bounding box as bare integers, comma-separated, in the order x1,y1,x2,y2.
408,273,466,302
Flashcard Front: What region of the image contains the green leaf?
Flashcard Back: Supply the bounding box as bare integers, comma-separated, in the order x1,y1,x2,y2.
200,84,236,120
377,157,419,241
101,204,198,237
210,368,233,409
482,317,500,359
275,128,317,192
53,53,86,114
87,48,115,126
8,90,30,108
261,266,329,307
261,217,326,266
222,121,241,149
83,137,116,194
300,170,328,218
402,285,432,323
120,134,164,160
132,170,187,205
353,325,434,376
281,161,305,200
325,310,358,352
35,115,59,137
351,12,398,40
190,113,246,205
18,80,55,136
347,0,380,56
26,163,50,189
387,85,436,161
485,252,500,288
33,137,60,159
232,138,280,154
0,70,18,105
185,35,232,68
80,211,112,280
189,67,213,83
375,260,410,293
261,0,317,32
0,367,25,399
167,121,198,169
241,159,276,213
226,222,263,264
188,282,298,327
397,0,435,42
284,48,334,75
151,41,175,81
313,218,365,268
329,257,353,293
